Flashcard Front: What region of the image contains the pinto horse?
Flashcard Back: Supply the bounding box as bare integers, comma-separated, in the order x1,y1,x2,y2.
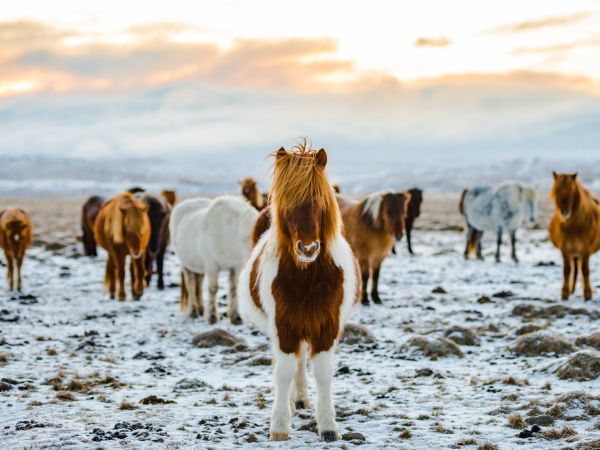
337,191,409,305
549,172,600,301
94,192,150,300
240,177,268,211
239,145,360,442
0,208,32,291
81,196,105,256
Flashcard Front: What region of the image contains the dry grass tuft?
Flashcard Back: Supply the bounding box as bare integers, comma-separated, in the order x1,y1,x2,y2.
55,391,75,401
399,427,412,439
547,403,565,418
454,437,478,446
477,443,499,450
119,401,138,410
507,413,526,429
543,426,577,440
433,422,454,434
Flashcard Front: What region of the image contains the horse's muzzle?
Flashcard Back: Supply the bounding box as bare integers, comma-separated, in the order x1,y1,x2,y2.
296,241,320,263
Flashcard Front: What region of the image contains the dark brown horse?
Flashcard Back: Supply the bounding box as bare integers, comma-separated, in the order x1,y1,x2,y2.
404,188,423,254
142,194,171,290
337,191,410,305
81,196,106,256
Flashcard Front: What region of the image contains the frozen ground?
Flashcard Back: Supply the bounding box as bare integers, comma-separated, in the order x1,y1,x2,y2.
1,194,600,450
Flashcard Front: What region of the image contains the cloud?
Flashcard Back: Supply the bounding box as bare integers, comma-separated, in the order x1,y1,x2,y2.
492,12,591,33
414,37,451,48
0,20,354,95
513,38,600,55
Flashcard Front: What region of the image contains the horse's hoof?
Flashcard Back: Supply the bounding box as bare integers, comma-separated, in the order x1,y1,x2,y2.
361,298,370,306
295,400,310,410
118,295,126,301
321,431,338,442
157,283,165,291
561,289,570,301
190,310,199,319
230,314,243,325
208,314,218,325
584,290,593,301
270,432,289,441
110,294,115,300
372,296,382,305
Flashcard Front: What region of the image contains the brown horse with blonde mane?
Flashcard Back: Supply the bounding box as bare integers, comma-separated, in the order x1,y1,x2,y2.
0,208,32,291
240,176,268,210
549,172,600,301
94,192,151,300
239,143,360,442
337,191,410,305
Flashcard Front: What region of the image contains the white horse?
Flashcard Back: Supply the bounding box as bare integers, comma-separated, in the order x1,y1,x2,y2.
170,196,258,323
459,181,537,262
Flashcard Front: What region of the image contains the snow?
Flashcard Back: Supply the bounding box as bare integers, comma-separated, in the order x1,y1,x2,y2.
1,197,600,449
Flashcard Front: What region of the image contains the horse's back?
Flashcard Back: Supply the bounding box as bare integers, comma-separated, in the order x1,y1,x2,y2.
170,197,211,273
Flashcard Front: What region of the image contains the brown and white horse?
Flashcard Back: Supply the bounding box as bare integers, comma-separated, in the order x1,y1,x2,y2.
94,192,151,300
240,176,268,211
239,145,360,442
0,208,32,291
549,172,600,300
81,196,106,256
337,191,409,305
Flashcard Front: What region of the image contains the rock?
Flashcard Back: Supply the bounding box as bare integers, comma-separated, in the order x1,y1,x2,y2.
555,350,600,381
248,356,272,366
575,332,600,350
341,323,376,345
477,296,493,304
515,324,545,336
432,287,447,294
342,432,366,442
493,290,514,298
139,395,175,405
443,326,479,346
173,378,209,391
508,331,576,357
0,381,13,392
400,336,463,359
512,304,599,320
191,329,246,349
525,415,554,426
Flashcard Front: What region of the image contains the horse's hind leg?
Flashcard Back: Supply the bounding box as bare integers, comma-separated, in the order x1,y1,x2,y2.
561,251,572,300
360,262,370,306
312,349,339,442
228,268,241,324
104,256,116,299
292,344,310,410
581,254,592,301
194,273,204,318
464,225,473,259
115,252,127,301
510,230,519,263
16,251,24,292
495,227,502,262
406,221,414,255
476,230,484,260
156,247,166,290
181,268,195,316
5,251,14,291
206,269,219,324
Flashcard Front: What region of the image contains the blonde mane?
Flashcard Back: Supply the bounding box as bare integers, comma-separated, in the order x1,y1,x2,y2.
105,193,147,244
270,141,341,243
361,191,394,223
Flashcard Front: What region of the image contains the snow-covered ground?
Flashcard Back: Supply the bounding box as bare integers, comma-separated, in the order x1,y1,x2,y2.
1,195,600,450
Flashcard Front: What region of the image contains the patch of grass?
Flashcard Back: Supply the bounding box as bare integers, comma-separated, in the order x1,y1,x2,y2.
541,381,552,391
544,426,577,440
417,414,430,420
399,427,412,439
433,422,454,434
595,421,600,430
547,403,565,418
0,353,10,364
454,438,478,447
119,401,138,410
255,392,266,410
46,348,58,356
586,404,600,416
55,391,75,401
66,379,94,393
507,414,526,429
581,439,600,450
477,443,499,450
503,376,529,386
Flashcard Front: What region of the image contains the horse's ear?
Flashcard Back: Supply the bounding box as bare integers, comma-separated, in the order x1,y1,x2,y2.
316,148,327,167
571,172,578,180
276,147,287,159
552,171,558,180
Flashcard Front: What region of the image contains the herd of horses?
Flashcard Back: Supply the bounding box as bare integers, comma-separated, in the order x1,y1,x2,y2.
1,145,600,441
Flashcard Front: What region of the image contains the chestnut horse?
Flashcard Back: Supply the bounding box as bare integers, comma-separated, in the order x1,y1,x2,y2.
240,177,268,211
337,191,409,305
94,192,150,300
0,208,32,291
239,145,360,442
81,196,105,256
549,172,600,301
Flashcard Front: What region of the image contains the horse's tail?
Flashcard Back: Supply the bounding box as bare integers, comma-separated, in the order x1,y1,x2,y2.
459,189,468,216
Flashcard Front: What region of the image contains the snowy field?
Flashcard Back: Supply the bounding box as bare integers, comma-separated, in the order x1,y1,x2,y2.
1,194,600,450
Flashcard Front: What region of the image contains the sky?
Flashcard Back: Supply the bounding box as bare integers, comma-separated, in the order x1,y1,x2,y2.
0,0,599,162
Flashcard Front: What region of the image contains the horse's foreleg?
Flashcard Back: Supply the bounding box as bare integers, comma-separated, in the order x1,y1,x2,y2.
510,230,519,263
156,248,165,290
206,270,219,324
371,262,382,304
105,256,116,299
292,344,310,410
312,349,339,442
270,349,296,441
495,227,502,263
195,273,204,318
581,254,592,301
571,256,579,295
360,262,370,306
228,268,241,324
406,221,414,255
16,251,24,292
476,230,484,260
5,251,14,291
561,251,572,300
144,250,153,287
132,256,144,300
116,252,127,301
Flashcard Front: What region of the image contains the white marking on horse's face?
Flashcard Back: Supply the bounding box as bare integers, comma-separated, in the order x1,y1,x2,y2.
296,240,320,264
560,211,571,221
131,250,143,259
13,234,20,242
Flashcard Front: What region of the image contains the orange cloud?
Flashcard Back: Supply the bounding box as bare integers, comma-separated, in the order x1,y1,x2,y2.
513,38,600,55
492,12,591,33
415,37,451,48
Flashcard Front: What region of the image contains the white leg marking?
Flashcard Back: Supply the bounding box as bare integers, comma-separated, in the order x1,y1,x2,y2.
270,348,297,438
312,349,338,437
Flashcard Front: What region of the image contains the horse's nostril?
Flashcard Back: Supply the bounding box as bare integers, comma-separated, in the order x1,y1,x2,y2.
297,241,303,253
